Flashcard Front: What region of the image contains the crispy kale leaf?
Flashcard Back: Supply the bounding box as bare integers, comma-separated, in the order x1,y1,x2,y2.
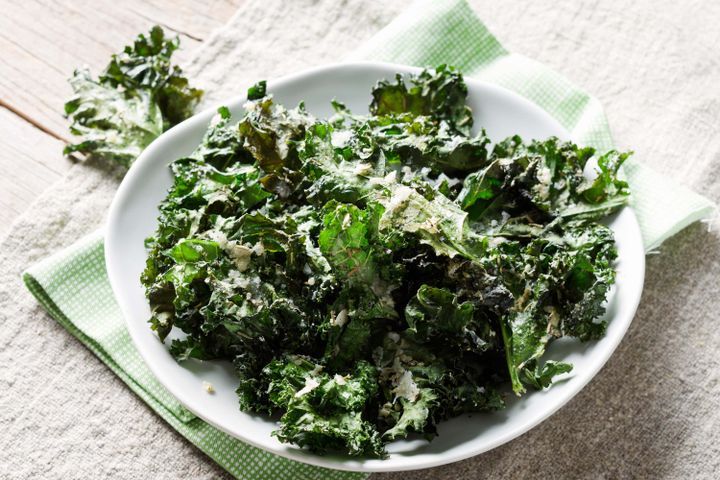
64,70,163,166
497,221,617,394
371,64,473,135
141,67,631,457
265,356,385,457
64,26,203,166
458,136,630,225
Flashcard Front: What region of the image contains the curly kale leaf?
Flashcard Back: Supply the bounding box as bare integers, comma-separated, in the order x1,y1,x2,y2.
382,389,439,441
316,201,400,369
64,26,203,166
265,356,386,457
192,106,254,170
371,64,473,134
318,201,377,280
405,285,494,352
521,360,573,390
238,94,312,175
317,201,400,289
374,333,502,441
349,114,491,176
458,137,630,227
499,221,617,394
99,25,203,126
377,183,468,258
64,70,163,166
246,80,267,101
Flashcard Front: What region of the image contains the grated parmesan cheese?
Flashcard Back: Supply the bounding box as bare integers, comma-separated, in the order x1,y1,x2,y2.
393,370,420,402
294,377,320,397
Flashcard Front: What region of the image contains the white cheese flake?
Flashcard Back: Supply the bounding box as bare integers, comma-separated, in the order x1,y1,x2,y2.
205,230,229,249
330,129,352,148
393,370,420,402
331,309,349,327
383,185,414,215
205,231,255,271
202,381,215,394
252,242,265,256
401,165,413,183
155,311,171,326
226,242,253,271
387,332,400,343
353,163,373,176
294,377,320,398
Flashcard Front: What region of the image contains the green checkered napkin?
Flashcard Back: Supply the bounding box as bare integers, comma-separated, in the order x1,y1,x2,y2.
23,0,715,478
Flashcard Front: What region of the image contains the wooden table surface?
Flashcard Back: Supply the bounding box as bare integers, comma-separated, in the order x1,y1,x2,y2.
0,0,244,239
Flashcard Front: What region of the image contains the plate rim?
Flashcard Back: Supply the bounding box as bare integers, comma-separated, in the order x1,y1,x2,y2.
105,60,646,473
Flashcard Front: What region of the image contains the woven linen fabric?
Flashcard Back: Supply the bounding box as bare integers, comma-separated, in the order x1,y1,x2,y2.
5,0,719,479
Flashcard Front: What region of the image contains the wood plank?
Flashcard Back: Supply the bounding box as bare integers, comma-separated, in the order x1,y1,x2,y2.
0,0,243,138
0,0,244,234
0,108,71,239
124,0,242,40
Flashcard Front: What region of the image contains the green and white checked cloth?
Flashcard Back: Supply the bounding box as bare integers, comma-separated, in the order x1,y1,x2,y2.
22,0,716,479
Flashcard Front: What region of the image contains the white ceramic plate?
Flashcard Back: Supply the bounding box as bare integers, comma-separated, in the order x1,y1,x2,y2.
106,61,645,473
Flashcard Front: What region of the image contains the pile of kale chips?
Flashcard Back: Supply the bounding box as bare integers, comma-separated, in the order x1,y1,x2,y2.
141,66,630,457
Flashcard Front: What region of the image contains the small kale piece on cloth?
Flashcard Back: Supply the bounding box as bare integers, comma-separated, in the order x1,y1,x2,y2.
141,68,631,457
64,26,203,166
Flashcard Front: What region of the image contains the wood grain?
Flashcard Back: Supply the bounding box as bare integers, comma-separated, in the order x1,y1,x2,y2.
0,0,238,137
0,0,244,238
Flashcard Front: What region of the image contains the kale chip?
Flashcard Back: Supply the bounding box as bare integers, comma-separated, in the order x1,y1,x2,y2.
64,26,203,166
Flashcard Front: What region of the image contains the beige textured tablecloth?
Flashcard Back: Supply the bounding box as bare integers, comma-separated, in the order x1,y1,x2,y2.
1,1,719,478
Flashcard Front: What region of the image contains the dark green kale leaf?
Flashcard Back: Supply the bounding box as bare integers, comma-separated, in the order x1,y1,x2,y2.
377,183,469,258
374,333,502,441
458,137,630,227
64,70,163,166
247,80,267,101
382,388,439,441
521,360,573,390
316,200,400,370
498,220,617,394
64,26,203,166
264,356,386,457
238,94,311,175
99,25,203,126
405,285,494,352
346,113,491,176
405,285,475,337
318,201,384,282
371,64,473,134
298,122,376,205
